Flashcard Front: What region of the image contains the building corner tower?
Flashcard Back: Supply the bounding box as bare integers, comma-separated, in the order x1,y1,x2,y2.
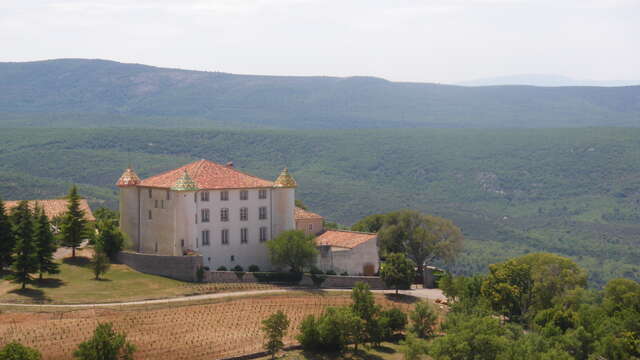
116,167,141,251
272,167,296,237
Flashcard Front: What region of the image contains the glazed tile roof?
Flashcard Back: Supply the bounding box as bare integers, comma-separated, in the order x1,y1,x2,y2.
116,168,141,187
4,199,95,222
294,207,324,220
315,230,377,249
139,159,275,190
274,168,297,188
171,170,199,191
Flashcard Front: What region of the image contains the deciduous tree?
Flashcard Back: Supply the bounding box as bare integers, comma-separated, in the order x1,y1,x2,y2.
409,301,438,338
262,311,290,359
91,251,111,280
95,220,125,261
266,230,317,273
380,253,415,294
0,342,41,360
74,322,135,360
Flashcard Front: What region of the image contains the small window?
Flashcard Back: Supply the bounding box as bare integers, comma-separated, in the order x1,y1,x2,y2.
180,239,184,247
259,226,268,242
259,206,267,220
201,209,210,223
220,191,229,201
220,208,229,222
155,242,158,252
241,228,248,244
240,207,248,221
148,189,153,198
240,190,248,200
148,210,152,220
230,255,235,262
154,199,158,208
201,191,210,202
221,229,229,245
202,230,210,246
195,213,198,224
259,189,267,199
308,223,313,231
161,200,164,209
194,193,197,203
166,191,171,200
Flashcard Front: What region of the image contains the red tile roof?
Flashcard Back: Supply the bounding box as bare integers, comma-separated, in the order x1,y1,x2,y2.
315,230,377,249
294,207,323,220
139,159,275,190
4,199,95,222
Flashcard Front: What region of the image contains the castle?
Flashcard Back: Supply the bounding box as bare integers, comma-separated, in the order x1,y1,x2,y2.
117,159,379,275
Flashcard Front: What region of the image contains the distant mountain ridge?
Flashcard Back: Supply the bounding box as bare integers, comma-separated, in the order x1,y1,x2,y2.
458,74,640,87
1,59,639,129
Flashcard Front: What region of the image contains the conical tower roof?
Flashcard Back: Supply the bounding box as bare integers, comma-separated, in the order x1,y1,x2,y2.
116,167,141,187
274,167,297,188
171,170,199,191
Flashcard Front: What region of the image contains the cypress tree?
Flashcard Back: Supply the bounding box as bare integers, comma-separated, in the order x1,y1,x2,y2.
60,186,87,258
0,197,14,269
10,201,38,290
34,205,59,280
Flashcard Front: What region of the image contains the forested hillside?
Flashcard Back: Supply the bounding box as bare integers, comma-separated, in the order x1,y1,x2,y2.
1,59,639,129
0,127,638,287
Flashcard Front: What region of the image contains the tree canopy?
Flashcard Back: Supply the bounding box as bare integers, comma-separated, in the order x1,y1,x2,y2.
266,230,317,273
60,185,87,258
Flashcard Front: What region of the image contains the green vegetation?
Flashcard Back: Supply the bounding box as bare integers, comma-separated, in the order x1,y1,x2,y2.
0,342,41,360
59,186,87,258
379,253,415,294
1,59,639,129
262,311,290,359
9,201,39,289
431,253,640,360
74,322,136,360
1,127,640,286
266,230,318,273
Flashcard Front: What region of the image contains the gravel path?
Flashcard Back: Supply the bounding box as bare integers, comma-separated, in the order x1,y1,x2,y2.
0,287,445,308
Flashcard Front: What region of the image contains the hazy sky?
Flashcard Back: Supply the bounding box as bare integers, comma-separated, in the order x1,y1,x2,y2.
1,0,639,83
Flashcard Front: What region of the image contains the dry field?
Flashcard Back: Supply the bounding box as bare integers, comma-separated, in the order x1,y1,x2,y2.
0,292,420,360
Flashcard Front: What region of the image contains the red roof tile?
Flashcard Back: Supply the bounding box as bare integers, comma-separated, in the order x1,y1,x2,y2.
4,199,95,222
294,207,323,220
315,230,377,249
139,159,275,190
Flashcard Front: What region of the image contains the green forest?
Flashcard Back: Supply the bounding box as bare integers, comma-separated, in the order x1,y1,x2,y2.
0,127,638,287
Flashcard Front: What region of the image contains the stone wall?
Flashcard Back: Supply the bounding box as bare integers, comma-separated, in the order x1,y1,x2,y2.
117,251,203,282
205,271,386,289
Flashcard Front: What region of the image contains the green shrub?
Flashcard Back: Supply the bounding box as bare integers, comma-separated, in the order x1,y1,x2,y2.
326,270,337,275
232,265,244,272
341,271,349,276
248,264,260,272
254,271,303,284
0,342,41,360
381,307,407,334
297,315,321,351
216,266,227,271
196,266,205,283
310,272,327,288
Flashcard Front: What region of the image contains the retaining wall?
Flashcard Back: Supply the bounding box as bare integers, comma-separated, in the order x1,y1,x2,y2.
205,271,386,289
117,251,203,282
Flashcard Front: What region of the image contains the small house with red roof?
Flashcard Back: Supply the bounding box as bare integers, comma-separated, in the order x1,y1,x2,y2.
117,159,379,274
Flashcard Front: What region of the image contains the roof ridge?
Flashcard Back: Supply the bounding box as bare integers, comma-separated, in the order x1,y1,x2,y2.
324,229,377,235
140,160,200,182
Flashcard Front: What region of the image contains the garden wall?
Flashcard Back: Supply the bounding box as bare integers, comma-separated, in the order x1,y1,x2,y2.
117,251,203,282
205,271,386,289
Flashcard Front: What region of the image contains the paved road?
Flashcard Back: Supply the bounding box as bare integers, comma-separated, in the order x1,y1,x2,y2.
0,287,445,308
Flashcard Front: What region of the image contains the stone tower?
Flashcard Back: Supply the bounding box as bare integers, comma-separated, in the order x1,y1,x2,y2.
272,168,296,237
116,167,141,251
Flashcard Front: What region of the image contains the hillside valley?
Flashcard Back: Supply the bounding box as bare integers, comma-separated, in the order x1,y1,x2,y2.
0,127,638,287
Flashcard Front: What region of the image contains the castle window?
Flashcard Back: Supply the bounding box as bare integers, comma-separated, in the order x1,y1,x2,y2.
259,226,268,242
195,213,198,224
241,228,248,244
240,207,248,221
240,190,248,200
166,190,171,200
220,208,229,222
181,239,184,248
259,189,267,199
148,210,152,220
220,191,229,201
201,191,210,202
161,200,164,209
221,229,229,245
154,200,158,208
202,209,210,223
259,206,267,220
308,224,313,231
202,230,210,246
230,255,235,262
148,189,152,198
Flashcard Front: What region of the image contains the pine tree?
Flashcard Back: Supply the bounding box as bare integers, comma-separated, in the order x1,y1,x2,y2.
10,201,38,290
33,205,59,280
60,186,87,258
0,197,15,269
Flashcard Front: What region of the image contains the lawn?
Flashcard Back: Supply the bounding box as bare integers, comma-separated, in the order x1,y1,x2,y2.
0,250,279,304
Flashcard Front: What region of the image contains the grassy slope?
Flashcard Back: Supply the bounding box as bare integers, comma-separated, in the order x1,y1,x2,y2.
0,127,639,286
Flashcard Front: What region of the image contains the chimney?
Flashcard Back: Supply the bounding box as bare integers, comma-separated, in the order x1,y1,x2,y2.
226,161,234,168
